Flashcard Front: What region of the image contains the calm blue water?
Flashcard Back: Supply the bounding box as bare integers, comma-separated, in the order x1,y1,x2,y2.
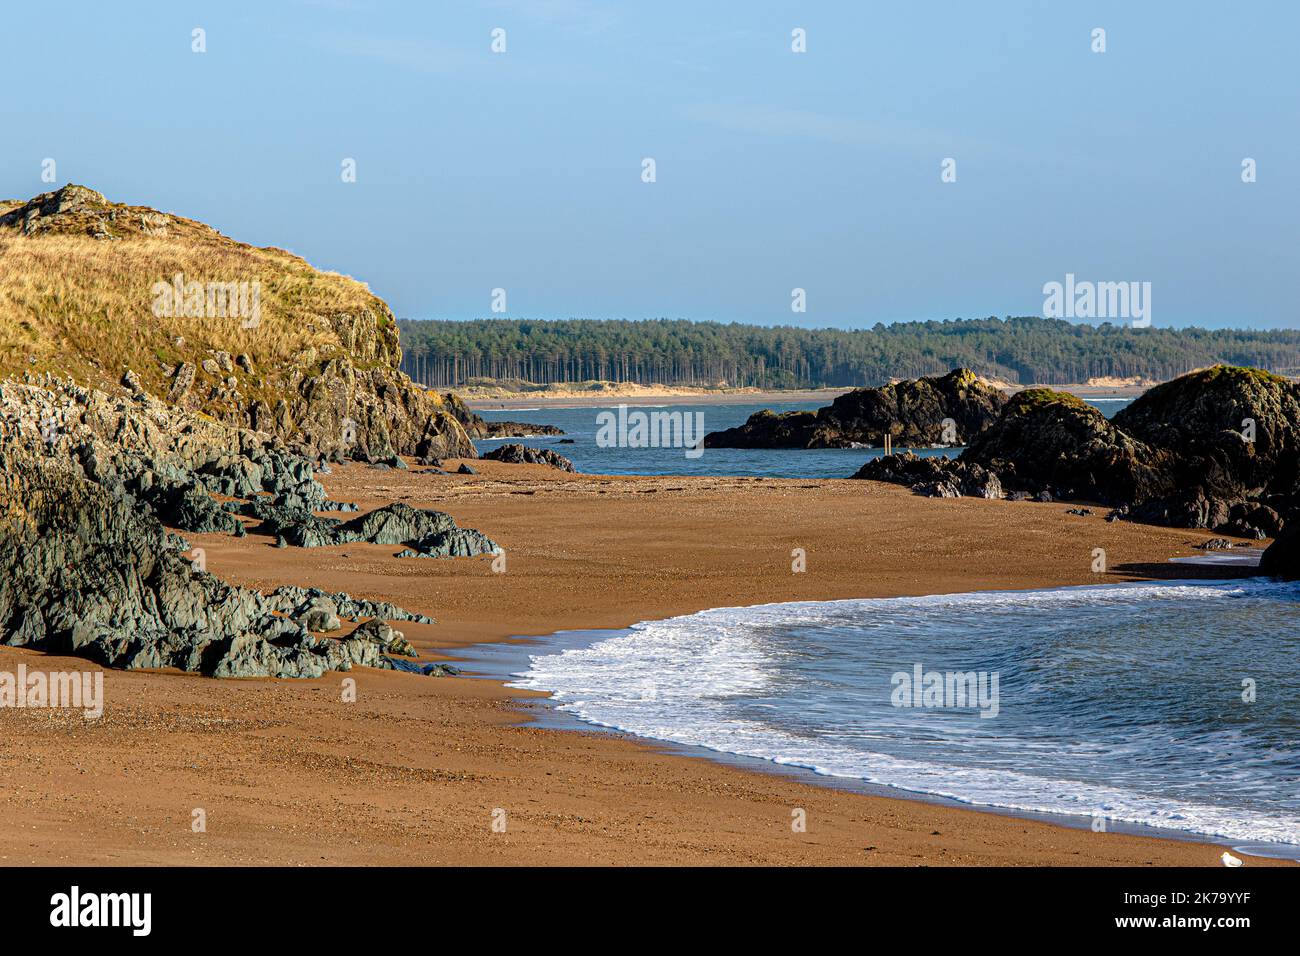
473,398,1133,478
505,580,1300,852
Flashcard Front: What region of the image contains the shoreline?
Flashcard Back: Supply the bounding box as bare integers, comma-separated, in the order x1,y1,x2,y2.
453,587,1298,862
465,387,849,410
2,462,1290,866
461,382,1152,411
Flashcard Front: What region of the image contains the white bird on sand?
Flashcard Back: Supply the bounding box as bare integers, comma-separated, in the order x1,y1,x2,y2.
1221,851,1243,867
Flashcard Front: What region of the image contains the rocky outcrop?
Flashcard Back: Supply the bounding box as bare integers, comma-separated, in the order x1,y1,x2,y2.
287,364,475,464
0,185,477,463
959,389,1175,505
481,443,576,471
441,390,564,442
477,420,564,439
298,596,342,633
0,376,481,676
852,366,1300,541
0,452,429,679
704,368,1006,449
0,374,496,556
385,658,461,677
0,184,120,237
485,421,563,438
2,374,329,532
332,502,454,544
1261,525,1300,579
247,500,499,558
703,408,831,449
851,387,1178,505
264,585,433,626
350,618,418,657
0,186,511,679
439,392,563,441
1110,366,1300,533
851,452,1002,499
395,528,500,559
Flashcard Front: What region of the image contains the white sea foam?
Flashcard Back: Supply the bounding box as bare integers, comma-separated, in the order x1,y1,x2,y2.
510,581,1300,848
1170,550,1264,566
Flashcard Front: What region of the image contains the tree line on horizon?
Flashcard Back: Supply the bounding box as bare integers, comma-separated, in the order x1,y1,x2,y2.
395,316,1300,389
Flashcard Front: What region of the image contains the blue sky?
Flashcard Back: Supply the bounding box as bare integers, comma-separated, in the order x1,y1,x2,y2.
2,0,1296,329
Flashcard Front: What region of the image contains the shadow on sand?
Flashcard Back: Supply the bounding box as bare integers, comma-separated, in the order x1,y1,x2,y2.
1111,561,1265,582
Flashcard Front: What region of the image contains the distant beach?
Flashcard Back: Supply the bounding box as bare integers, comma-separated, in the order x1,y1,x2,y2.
465,385,850,410
464,381,1151,411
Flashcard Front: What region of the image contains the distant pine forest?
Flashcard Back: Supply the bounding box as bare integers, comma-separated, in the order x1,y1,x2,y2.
396,317,1300,389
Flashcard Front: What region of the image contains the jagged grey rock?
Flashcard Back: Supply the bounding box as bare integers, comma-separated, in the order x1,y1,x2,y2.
299,597,342,633
0,454,398,678
395,528,500,559
0,377,448,679
351,618,416,656
481,443,576,472
265,586,433,624
334,502,455,544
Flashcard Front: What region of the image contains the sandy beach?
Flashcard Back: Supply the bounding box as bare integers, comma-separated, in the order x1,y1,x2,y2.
465,386,851,410
464,382,1152,412
0,461,1287,866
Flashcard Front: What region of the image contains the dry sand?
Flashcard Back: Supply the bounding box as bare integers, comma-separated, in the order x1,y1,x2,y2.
467,386,848,410
0,462,1287,866
462,381,1152,411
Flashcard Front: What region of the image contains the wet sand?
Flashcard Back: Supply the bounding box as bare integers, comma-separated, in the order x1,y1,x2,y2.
0,462,1286,866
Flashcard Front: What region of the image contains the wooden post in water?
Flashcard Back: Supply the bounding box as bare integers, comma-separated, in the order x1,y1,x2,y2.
884,433,892,456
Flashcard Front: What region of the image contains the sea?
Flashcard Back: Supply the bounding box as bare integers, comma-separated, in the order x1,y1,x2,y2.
470,397,1134,479
467,395,1299,855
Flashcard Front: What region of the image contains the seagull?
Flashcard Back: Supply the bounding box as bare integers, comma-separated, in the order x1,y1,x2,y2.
1221,851,1243,867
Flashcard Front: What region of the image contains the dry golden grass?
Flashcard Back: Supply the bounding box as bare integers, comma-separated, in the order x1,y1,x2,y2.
0,188,397,402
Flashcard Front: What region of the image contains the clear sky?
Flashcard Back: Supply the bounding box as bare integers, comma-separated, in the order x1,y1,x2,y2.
3,0,1296,329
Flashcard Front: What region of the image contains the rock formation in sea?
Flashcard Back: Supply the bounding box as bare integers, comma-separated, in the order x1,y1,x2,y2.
470,418,565,439
854,365,1300,545
437,391,562,441
703,368,1007,449
955,388,1173,506
483,420,564,437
